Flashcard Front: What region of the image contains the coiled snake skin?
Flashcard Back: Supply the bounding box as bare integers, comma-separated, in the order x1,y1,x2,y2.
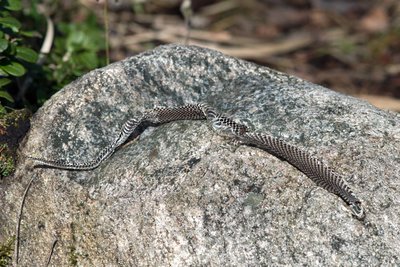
27,103,364,219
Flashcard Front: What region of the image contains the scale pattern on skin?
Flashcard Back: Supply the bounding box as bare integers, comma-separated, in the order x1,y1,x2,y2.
27,103,364,219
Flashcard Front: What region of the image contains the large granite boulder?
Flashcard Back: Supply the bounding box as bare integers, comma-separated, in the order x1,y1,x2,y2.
1,44,399,266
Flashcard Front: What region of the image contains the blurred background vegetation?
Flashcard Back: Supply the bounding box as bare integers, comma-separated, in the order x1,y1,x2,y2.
0,0,399,178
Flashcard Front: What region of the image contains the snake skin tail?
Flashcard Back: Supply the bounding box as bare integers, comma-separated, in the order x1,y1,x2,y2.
241,132,364,219
27,118,144,170
26,155,100,170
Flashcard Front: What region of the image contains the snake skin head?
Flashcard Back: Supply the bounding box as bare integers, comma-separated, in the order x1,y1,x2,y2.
350,201,365,220
211,116,248,138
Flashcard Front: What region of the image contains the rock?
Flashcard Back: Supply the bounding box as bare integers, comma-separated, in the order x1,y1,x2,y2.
1,44,399,266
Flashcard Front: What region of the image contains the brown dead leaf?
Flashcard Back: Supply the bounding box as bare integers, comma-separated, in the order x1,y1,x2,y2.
359,7,389,33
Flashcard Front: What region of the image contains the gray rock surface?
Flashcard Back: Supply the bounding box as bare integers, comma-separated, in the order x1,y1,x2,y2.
1,44,400,266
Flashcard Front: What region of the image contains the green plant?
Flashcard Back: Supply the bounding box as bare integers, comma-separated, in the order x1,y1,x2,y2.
1,0,107,111
48,15,106,88
0,236,14,267
0,144,15,177
0,0,38,113
25,4,106,107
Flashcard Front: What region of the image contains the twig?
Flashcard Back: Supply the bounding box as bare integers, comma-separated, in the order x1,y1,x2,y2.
180,0,192,45
121,29,314,59
39,16,55,61
13,175,36,267
45,239,58,267
17,14,54,101
103,0,110,65
197,0,238,16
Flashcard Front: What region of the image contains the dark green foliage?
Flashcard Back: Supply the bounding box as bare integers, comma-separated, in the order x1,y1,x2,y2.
0,0,106,112
0,0,38,111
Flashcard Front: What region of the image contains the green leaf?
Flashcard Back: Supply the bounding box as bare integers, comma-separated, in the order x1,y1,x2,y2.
16,46,38,63
0,38,8,52
4,0,22,11
0,78,11,87
0,90,14,102
20,30,40,37
78,51,98,69
0,104,6,114
67,30,86,51
0,61,26,76
7,41,17,55
0,16,21,32
0,68,9,76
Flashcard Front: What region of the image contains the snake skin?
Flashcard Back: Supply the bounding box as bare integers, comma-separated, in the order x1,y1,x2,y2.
27,103,364,219
240,132,363,217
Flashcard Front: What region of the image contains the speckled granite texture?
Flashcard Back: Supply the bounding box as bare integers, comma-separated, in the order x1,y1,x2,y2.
1,44,399,266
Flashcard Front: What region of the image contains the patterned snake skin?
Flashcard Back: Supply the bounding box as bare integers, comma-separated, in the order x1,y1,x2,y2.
27,103,364,219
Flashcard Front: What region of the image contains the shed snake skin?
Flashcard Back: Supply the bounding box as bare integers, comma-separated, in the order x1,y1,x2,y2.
27,103,364,219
